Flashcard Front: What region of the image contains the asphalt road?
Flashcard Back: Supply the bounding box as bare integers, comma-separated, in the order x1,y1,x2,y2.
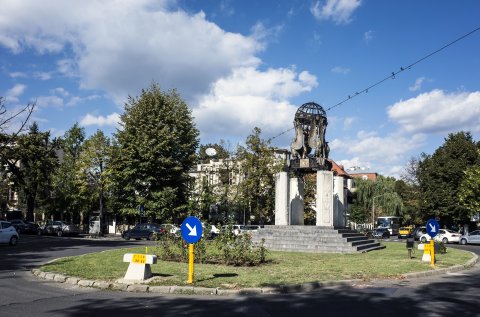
1,234,479,317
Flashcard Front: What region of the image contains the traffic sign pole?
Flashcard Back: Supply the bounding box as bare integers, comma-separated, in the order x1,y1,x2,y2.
188,244,194,284
181,216,203,284
430,239,435,267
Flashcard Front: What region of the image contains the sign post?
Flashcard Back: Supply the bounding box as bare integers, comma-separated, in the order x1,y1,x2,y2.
426,219,440,268
180,216,203,284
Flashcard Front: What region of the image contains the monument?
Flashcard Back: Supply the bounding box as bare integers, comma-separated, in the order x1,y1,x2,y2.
275,102,342,227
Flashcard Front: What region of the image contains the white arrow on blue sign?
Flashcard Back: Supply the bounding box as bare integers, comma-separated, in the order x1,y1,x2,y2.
181,216,203,244
426,219,440,238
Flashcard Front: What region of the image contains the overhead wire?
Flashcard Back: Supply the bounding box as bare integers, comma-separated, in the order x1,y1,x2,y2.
267,25,480,142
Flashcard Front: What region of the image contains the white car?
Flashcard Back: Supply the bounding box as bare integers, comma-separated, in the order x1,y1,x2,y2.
419,229,461,244
0,221,19,246
459,230,480,245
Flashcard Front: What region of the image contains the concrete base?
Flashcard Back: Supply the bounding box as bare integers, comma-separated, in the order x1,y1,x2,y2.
316,171,334,227
123,253,157,281
124,263,153,280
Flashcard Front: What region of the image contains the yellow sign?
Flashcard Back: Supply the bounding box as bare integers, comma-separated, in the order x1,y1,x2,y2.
423,244,431,253
132,254,146,264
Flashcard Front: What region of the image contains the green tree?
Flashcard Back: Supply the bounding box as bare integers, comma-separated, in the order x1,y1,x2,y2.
352,175,403,223
1,123,59,221
236,127,282,224
458,150,480,219
110,83,199,222
50,123,87,223
77,130,111,233
417,131,480,226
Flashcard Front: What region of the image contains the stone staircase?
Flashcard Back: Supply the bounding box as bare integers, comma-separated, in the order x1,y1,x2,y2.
251,225,384,253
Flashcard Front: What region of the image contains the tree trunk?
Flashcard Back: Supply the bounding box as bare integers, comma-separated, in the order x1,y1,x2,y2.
26,195,35,222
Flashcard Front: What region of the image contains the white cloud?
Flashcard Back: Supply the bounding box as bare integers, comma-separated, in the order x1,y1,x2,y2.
343,117,356,129
388,89,480,134
5,84,27,103
34,71,53,80
36,95,64,108
193,66,317,140
409,77,429,92
364,30,375,43
80,113,120,127
0,1,261,105
330,130,426,164
9,72,27,79
310,0,362,24
331,66,350,74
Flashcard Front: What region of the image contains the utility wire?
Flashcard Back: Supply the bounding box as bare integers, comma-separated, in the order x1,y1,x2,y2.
268,25,480,142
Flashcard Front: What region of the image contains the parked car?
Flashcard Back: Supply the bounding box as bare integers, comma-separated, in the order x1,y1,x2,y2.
122,223,165,240
412,227,426,241
159,224,180,237
398,226,413,239
221,224,261,236
459,230,480,245
10,219,39,234
419,229,461,244
37,220,81,237
0,221,19,246
373,227,390,239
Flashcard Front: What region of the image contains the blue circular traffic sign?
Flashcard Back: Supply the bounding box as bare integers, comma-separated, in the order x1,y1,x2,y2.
426,219,440,238
181,216,203,244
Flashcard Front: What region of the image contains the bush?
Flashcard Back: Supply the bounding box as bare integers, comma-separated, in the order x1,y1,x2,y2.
154,229,268,266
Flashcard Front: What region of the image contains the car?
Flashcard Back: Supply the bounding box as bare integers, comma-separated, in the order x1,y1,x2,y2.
398,226,413,239
372,227,391,239
37,220,81,237
122,223,166,240
159,224,180,236
10,219,39,234
419,229,461,244
459,230,480,245
412,227,426,241
0,221,19,246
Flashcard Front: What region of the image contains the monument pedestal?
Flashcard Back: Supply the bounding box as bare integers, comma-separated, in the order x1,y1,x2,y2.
316,171,334,227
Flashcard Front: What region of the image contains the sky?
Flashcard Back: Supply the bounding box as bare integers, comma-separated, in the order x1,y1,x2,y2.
1,0,480,178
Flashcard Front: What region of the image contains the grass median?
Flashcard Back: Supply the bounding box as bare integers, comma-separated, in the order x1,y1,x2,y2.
40,242,474,289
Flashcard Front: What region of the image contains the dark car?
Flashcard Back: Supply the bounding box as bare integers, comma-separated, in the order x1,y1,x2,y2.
373,227,390,239
411,227,426,241
10,219,39,234
122,223,166,240
38,220,81,237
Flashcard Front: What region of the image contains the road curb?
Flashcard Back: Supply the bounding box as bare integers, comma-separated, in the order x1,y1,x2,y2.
31,251,479,296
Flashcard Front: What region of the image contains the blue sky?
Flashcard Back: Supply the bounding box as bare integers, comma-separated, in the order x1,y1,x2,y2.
1,0,479,177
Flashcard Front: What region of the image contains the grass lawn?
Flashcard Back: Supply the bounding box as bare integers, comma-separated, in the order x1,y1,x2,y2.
41,242,474,289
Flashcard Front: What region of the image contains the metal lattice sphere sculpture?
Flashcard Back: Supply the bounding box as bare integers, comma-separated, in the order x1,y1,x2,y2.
290,102,330,170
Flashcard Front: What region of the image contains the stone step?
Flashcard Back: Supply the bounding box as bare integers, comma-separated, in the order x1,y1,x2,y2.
250,226,383,254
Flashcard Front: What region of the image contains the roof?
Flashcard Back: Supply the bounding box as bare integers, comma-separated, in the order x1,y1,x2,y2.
328,159,352,178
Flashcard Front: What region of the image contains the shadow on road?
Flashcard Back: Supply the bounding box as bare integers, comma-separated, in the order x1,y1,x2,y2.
43,272,480,317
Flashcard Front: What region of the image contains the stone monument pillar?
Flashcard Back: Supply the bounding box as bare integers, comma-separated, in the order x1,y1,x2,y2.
316,170,334,227
275,172,289,225
289,177,304,225
333,176,345,227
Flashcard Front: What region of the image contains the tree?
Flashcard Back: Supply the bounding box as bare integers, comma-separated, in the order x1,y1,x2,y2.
1,123,59,221
0,96,35,144
110,83,199,222
417,131,480,227
352,175,403,223
458,150,480,220
77,130,111,233
236,127,282,224
50,123,87,223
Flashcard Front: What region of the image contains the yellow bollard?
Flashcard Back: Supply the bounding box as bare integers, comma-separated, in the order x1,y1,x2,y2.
430,239,435,268
187,244,194,283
